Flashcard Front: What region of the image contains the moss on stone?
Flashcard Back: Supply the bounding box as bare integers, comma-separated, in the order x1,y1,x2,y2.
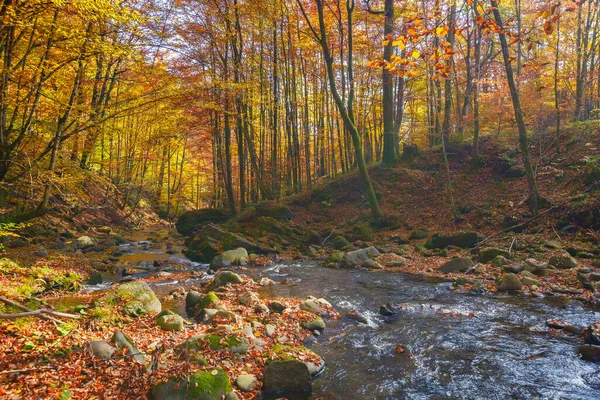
199,292,220,309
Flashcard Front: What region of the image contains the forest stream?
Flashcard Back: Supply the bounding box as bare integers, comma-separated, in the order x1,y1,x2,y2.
78,225,600,399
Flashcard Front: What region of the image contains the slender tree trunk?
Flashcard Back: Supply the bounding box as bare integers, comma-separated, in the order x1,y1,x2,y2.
492,1,547,214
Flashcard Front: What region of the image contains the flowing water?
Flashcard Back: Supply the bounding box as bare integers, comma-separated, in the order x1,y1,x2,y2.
92,227,600,399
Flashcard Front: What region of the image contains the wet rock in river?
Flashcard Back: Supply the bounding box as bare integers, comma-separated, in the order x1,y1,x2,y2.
210,247,249,271
347,310,369,324
580,345,600,362
87,271,103,285
497,273,523,291
262,360,312,398
301,317,326,333
207,270,243,291
438,257,474,273
362,259,383,270
379,304,395,316
584,322,600,345
342,246,381,268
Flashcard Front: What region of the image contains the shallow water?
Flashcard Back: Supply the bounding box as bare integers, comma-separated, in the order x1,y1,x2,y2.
93,227,600,399
248,263,600,399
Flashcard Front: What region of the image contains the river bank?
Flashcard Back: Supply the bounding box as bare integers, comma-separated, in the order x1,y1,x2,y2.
2,224,600,399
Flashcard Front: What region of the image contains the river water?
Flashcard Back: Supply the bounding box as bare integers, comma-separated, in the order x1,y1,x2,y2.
102,227,600,399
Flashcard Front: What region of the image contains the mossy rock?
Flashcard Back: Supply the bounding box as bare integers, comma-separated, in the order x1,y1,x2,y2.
105,281,161,315
353,223,374,241
204,334,248,354
123,300,146,317
479,248,511,263
327,252,344,263
301,317,326,332
199,292,220,309
331,236,350,250
175,208,231,236
426,231,480,249
207,271,243,291
151,369,232,400
186,291,203,311
176,335,209,365
157,314,184,331
156,309,176,320
184,236,220,263
267,344,325,377
409,229,429,240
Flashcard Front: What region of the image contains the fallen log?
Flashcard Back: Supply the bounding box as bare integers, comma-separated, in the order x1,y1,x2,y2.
0,296,80,322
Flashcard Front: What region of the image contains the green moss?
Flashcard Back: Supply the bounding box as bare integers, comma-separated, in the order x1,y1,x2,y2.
188,369,232,397
328,252,344,263
0,259,82,300
205,333,242,350
268,344,317,363
199,292,220,309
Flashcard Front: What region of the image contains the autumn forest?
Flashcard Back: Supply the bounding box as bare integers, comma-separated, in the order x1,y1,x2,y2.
1,0,600,399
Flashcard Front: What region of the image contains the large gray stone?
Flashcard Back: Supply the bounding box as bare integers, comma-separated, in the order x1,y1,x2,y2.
109,281,161,314
207,271,243,291
111,332,145,364
524,258,549,275
89,340,114,360
498,273,523,291
342,247,381,268
210,248,248,271
549,254,578,269
235,374,257,392
438,257,474,273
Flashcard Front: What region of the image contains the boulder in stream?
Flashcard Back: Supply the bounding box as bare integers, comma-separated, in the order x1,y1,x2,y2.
342,247,380,268
207,271,243,291
210,248,248,271
262,360,312,397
